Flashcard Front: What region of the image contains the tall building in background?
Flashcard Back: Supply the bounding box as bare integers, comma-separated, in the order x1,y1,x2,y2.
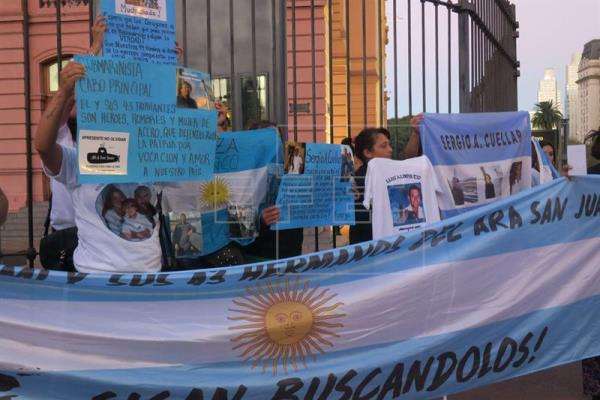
577,39,600,140
565,53,582,142
537,68,563,114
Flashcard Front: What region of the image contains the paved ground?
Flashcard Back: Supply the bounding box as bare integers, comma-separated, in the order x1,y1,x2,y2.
451,363,587,400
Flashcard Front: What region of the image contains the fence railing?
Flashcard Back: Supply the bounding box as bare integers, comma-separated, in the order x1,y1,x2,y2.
0,0,519,266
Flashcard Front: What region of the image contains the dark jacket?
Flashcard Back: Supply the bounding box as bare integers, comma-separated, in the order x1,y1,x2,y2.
349,163,372,245
244,224,304,260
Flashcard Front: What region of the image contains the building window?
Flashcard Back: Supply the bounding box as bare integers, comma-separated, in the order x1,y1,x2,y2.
211,77,232,129
241,74,268,128
44,58,72,95
212,77,231,106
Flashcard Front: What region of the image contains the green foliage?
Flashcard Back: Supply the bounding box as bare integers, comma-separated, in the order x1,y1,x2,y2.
532,101,563,130
387,116,412,159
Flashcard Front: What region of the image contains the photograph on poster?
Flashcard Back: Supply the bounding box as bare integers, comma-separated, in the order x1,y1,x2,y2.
284,142,306,174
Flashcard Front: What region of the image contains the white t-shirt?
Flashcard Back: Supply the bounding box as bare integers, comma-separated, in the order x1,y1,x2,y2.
45,145,161,273
49,125,76,230
363,156,443,240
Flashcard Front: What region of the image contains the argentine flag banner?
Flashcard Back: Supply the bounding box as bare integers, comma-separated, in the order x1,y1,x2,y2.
161,128,283,256
421,112,532,219
1,176,599,399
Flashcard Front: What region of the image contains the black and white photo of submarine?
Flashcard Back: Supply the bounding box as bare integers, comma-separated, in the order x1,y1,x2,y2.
87,146,120,164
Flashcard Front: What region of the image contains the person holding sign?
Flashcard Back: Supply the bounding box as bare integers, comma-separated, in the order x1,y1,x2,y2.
243,120,304,261
35,30,163,274
349,128,393,245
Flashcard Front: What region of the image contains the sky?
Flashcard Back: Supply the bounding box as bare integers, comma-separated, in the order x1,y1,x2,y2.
512,0,600,111
384,0,600,116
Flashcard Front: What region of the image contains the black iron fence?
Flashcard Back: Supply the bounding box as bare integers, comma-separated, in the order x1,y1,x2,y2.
0,0,519,266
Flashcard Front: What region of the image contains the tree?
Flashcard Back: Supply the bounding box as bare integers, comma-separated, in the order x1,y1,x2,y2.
387,115,413,159
532,101,563,130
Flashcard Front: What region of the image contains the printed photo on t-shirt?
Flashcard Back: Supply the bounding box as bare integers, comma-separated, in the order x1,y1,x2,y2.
227,204,258,240
169,211,203,257
176,68,214,110
95,184,157,242
284,142,306,174
388,183,427,227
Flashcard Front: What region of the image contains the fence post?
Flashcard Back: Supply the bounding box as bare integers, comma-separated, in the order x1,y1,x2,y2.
458,0,472,113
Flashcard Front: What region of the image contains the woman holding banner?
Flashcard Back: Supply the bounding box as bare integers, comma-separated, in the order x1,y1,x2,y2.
349,128,393,244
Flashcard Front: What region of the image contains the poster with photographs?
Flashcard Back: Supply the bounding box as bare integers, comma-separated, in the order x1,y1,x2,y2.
169,211,203,257
388,183,426,228
176,68,214,110
421,111,532,217
227,204,258,240
95,184,157,242
275,143,355,230
284,142,306,174
437,158,529,209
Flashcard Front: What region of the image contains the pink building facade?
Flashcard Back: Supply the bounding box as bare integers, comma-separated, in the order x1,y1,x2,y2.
0,0,90,212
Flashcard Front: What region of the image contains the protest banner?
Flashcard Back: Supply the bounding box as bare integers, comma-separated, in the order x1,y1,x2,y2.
161,128,282,257
75,55,217,184
421,112,532,218
274,143,355,230
0,176,598,399
101,0,177,65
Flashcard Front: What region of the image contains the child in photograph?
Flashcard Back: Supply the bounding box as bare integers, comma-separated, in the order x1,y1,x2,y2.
121,199,153,241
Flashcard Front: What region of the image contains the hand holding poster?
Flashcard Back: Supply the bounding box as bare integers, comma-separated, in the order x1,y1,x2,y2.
75,55,217,184
101,0,177,65
274,143,355,230
421,112,532,218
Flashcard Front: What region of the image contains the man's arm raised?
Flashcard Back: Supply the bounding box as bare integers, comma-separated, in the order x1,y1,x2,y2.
34,62,85,175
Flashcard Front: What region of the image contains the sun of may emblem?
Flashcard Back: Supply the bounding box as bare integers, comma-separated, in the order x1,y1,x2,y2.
228,277,346,375
199,177,230,209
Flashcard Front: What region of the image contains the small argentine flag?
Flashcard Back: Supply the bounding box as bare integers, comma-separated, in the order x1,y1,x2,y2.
162,128,283,254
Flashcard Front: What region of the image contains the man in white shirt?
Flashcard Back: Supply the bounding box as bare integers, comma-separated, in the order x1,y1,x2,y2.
49,124,76,231
34,61,161,274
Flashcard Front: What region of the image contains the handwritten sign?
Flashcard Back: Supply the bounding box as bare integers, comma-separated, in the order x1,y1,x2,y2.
101,0,177,65
75,55,217,184
274,143,355,230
